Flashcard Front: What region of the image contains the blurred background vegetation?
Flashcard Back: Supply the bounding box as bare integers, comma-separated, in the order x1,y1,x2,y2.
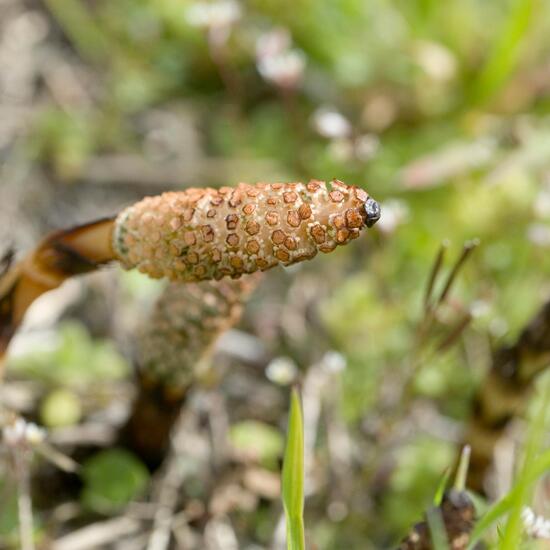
3,0,550,548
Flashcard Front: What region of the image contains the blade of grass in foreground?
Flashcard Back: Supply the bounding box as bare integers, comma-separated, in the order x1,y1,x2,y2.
282,387,305,550
426,507,450,550
468,448,550,547
468,379,550,548
433,468,451,507
499,377,550,549
470,0,536,104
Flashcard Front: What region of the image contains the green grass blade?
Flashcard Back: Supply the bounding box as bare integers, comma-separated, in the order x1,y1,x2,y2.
469,449,550,548
426,507,450,550
454,445,471,492
282,388,305,550
470,0,537,104
433,468,451,507
43,0,111,64
499,379,550,549
469,384,550,548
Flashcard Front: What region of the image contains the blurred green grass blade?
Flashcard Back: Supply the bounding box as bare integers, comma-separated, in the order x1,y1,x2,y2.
282,388,305,550
426,507,450,550
433,468,451,506
468,385,550,548
468,449,550,547
499,379,550,549
471,0,537,104
454,445,471,492
43,0,111,64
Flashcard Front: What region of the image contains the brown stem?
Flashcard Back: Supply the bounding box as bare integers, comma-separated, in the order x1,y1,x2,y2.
119,276,261,469
0,218,115,372
464,297,550,491
423,240,448,313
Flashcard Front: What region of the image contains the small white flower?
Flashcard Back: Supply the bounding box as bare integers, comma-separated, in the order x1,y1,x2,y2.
312,108,352,139
25,423,46,445
256,28,306,90
522,507,550,539
186,0,242,30
321,351,346,373
3,417,46,447
265,356,298,386
257,50,305,89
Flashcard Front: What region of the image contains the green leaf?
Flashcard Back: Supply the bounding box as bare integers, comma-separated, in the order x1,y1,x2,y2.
282,388,305,550
81,448,149,514
470,0,537,104
499,379,550,550
40,388,82,428
426,507,450,550
469,443,550,547
433,468,451,507
454,445,471,492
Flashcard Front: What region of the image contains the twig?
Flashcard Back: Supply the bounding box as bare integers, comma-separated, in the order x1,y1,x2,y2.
424,240,449,313
52,517,141,550
454,446,471,492
418,240,477,344
436,312,473,352
147,411,202,550
208,26,242,107
435,239,479,308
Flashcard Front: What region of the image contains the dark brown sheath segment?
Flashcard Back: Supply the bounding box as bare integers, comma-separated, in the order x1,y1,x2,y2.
0,218,115,372
464,298,550,491
112,180,379,282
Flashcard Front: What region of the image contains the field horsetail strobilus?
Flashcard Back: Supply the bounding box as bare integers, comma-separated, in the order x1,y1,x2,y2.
0,179,380,371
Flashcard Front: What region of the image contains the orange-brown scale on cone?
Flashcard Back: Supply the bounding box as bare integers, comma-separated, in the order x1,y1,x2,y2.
113,180,379,282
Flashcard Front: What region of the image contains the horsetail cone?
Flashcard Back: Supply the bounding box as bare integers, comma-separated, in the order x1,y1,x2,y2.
113,180,380,282
137,276,260,394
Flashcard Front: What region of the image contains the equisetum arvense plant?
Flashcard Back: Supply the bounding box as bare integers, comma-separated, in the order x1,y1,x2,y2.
0,179,380,367
122,276,260,466
137,276,260,394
